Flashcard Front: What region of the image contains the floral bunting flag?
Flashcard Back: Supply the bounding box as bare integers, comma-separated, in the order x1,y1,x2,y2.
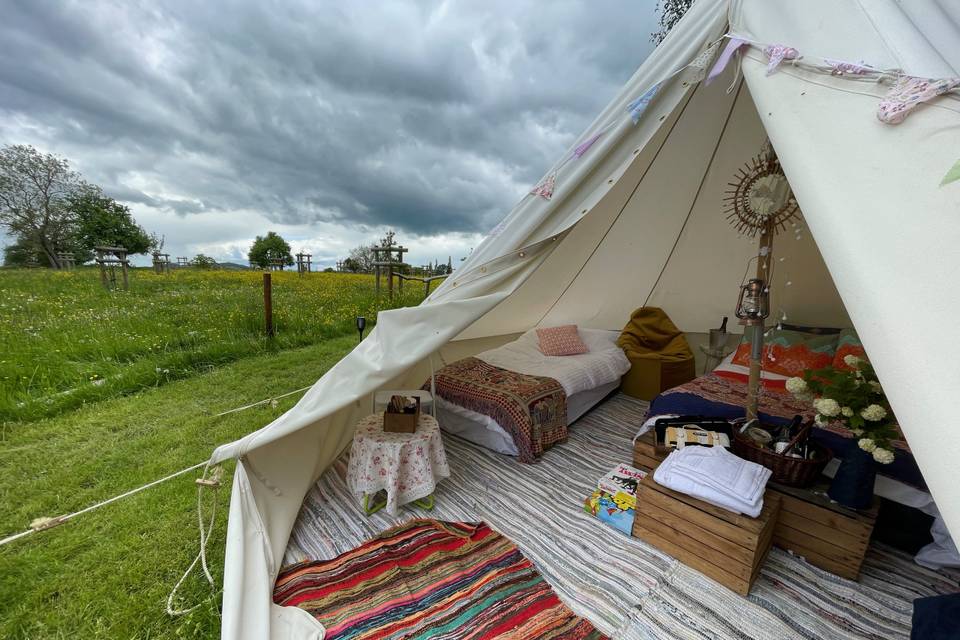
941,159,960,187
877,75,960,124
706,37,746,85
763,44,799,75
530,172,557,200
573,132,602,158
626,82,662,123
688,41,721,83
825,59,871,76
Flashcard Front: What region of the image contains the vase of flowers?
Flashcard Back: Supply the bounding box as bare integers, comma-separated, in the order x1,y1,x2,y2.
786,355,897,509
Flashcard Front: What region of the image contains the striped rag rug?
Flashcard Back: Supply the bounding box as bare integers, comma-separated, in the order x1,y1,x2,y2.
274,518,607,639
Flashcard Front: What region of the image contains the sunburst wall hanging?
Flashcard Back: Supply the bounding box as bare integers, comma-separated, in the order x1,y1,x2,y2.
723,144,799,237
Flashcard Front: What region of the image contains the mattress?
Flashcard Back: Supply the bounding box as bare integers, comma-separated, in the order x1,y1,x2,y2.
434,328,630,456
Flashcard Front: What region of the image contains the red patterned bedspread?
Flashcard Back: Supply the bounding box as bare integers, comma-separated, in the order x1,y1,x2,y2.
426,357,567,463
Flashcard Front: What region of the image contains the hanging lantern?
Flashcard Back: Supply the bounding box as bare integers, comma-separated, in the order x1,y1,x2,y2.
735,278,769,326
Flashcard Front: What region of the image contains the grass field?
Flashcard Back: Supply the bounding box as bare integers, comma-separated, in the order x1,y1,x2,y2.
0,267,435,638
0,267,425,423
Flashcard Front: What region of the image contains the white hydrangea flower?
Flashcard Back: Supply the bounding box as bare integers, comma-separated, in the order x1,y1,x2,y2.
785,377,808,394
869,380,882,393
858,438,876,452
843,354,861,367
851,428,864,436
814,414,826,426
841,406,854,417
813,397,841,417
861,404,887,422
872,447,895,464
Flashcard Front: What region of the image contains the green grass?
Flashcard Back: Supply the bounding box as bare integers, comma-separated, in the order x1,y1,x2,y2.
0,268,427,422
0,335,361,639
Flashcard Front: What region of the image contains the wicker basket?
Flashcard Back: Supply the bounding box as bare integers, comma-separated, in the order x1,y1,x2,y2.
732,423,832,487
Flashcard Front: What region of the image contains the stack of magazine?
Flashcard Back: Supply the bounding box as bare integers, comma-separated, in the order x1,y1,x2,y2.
583,463,646,535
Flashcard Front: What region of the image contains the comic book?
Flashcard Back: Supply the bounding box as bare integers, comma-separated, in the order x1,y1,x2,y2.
597,463,645,508
583,489,635,535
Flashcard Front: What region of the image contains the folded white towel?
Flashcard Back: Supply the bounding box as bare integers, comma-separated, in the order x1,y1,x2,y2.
653,446,771,518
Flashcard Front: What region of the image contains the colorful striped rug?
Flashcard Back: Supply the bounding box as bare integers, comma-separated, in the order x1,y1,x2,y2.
284,393,959,639
274,518,607,639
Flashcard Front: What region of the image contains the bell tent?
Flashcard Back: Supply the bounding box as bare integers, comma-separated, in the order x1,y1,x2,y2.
204,0,960,637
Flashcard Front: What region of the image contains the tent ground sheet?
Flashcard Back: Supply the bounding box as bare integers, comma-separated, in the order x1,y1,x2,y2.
284,393,959,640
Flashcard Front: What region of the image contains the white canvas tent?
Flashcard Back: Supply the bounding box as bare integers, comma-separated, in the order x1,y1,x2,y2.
207,0,960,637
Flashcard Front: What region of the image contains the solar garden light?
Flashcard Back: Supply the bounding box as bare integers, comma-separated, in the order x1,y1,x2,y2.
356,316,367,342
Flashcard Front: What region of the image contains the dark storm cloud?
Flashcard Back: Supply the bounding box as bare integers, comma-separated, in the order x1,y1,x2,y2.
0,0,656,240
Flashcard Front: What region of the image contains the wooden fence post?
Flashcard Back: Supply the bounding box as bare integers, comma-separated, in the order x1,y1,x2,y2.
263,273,274,337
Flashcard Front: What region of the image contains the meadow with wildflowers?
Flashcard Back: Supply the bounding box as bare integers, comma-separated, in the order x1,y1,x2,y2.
0,267,436,639
0,267,430,422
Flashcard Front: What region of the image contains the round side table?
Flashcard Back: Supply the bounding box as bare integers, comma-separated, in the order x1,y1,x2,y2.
346,413,450,516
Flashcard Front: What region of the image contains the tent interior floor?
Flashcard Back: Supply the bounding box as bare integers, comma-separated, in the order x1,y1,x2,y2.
283,393,960,639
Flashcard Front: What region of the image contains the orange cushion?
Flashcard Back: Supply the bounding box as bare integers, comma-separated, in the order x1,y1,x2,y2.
832,329,868,370
731,329,837,377
536,325,589,356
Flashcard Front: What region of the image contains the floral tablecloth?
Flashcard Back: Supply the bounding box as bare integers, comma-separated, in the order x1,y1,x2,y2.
346,413,450,515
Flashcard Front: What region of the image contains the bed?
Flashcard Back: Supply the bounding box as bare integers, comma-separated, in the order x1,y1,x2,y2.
430,328,630,460
646,352,959,568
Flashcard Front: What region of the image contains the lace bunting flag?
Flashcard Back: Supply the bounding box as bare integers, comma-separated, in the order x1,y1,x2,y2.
877,75,960,124
688,41,721,83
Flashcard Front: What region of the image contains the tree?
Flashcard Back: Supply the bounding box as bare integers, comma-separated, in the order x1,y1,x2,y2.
70,186,152,257
0,145,85,268
340,257,362,273
651,0,695,45
3,237,45,267
347,244,375,272
191,254,217,269
248,231,294,269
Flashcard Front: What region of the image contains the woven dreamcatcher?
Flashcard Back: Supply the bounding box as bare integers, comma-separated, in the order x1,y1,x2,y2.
723,143,798,237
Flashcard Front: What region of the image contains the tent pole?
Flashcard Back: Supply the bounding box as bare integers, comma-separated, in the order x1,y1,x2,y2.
745,221,774,421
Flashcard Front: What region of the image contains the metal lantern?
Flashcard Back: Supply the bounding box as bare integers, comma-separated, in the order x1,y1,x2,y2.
735,278,770,326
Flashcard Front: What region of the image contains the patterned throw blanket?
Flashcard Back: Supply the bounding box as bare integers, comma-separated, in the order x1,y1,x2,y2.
274,519,607,640
648,372,925,488
426,357,567,463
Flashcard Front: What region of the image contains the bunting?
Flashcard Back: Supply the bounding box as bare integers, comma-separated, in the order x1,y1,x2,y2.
825,59,871,76
942,159,960,187
627,82,662,123
706,37,746,85
573,132,602,158
763,44,799,75
687,41,721,83
877,75,960,124
529,172,557,200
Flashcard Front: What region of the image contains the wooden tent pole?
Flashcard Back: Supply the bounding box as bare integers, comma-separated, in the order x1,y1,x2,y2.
745,220,774,421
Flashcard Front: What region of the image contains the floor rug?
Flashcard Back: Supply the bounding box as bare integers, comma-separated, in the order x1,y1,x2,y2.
274,518,608,639
284,393,959,639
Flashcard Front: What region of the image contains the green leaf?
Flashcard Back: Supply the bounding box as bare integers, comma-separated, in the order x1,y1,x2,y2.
941,159,960,187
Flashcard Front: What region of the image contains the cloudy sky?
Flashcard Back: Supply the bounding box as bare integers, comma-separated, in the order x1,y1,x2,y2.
0,1,658,267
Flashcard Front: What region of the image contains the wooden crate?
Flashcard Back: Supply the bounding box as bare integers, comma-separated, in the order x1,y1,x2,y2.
633,474,780,596
769,479,879,580
632,431,669,471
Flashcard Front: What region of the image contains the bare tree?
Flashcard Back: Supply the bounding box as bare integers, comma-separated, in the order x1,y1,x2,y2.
0,145,85,268
651,0,695,45
347,243,376,272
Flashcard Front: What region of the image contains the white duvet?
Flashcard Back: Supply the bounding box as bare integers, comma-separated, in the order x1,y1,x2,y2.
476,328,631,395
